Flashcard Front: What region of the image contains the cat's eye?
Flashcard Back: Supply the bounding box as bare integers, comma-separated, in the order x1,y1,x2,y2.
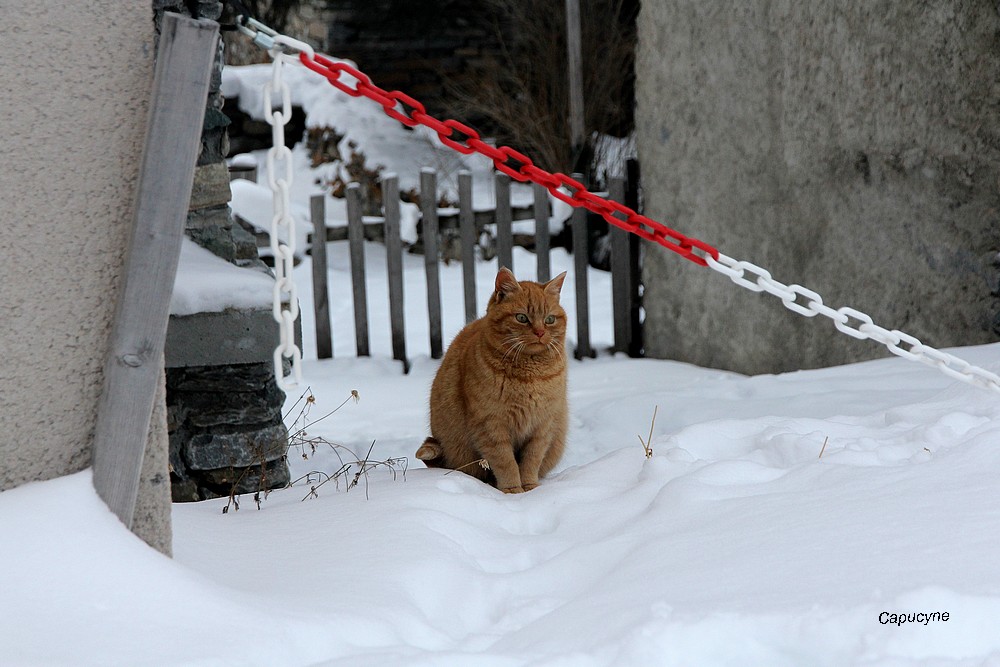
544,315,556,325
515,313,529,324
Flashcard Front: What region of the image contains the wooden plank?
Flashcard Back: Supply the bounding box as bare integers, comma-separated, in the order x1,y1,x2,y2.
458,170,477,323
626,158,643,357
571,173,594,359
495,172,513,272
346,183,370,356
565,0,585,160
533,183,551,283
92,13,218,528
608,177,630,355
310,194,332,359
421,169,443,359
383,174,409,372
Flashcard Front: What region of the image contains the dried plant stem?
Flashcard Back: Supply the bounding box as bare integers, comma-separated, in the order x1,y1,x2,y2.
445,458,491,475
818,436,829,459
637,405,657,459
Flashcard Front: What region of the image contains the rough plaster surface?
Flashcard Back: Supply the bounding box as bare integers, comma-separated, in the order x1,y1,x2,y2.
0,3,171,553
636,2,1000,374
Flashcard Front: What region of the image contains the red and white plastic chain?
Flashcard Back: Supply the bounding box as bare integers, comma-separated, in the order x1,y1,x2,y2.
239,20,1000,395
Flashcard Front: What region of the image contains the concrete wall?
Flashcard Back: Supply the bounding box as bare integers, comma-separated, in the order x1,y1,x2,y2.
0,3,171,553
636,2,1000,374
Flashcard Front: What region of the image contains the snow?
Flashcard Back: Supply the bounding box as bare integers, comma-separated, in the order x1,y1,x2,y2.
4,60,1000,666
5,333,1000,664
222,63,568,249
170,237,274,316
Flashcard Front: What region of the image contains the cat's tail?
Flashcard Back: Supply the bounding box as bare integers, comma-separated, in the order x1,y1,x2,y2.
415,437,446,468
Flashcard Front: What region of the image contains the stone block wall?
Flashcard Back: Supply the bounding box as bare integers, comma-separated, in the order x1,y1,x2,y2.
167,364,290,501
636,2,1000,375
156,0,291,501
324,0,504,124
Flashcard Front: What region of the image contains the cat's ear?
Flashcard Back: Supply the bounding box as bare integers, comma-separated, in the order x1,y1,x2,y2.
494,267,520,303
544,271,568,296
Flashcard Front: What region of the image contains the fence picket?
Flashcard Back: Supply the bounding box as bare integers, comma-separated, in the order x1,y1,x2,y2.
608,177,630,355
421,169,443,359
305,168,635,369
346,183,370,356
626,158,643,357
383,174,409,371
571,173,594,359
310,194,333,359
533,183,550,283
459,170,477,323
495,172,513,272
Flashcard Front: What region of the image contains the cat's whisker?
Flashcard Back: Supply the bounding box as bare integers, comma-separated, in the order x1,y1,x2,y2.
501,337,523,364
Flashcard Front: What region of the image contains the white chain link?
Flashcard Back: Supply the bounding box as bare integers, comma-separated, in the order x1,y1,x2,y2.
263,45,303,393
706,252,1000,394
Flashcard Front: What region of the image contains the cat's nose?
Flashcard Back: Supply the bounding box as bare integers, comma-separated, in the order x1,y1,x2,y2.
533,328,545,338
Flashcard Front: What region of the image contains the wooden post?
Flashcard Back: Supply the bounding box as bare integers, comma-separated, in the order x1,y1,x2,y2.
565,0,586,171
459,170,477,323
91,13,218,528
608,176,630,355
626,158,643,357
383,174,409,372
346,183,370,356
496,172,513,273
310,194,332,359
533,183,551,283
571,173,594,359
421,169,443,359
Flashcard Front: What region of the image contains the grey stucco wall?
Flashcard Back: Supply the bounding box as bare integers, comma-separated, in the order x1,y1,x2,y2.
637,2,1000,374
0,3,171,553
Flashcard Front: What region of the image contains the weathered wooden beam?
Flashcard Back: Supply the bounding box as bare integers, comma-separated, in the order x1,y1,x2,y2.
311,194,332,359
459,170,477,323
346,183,370,356
421,169,443,359
565,0,585,164
495,172,513,272
383,174,409,372
533,183,551,283
92,13,218,528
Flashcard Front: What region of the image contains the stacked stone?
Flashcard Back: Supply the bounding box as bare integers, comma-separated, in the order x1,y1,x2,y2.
166,365,290,502
155,0,291,502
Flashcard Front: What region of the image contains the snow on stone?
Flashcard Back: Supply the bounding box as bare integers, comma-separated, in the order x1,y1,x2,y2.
169,237,273,316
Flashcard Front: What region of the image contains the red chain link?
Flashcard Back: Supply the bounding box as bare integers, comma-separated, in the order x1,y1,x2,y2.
299,52,720,266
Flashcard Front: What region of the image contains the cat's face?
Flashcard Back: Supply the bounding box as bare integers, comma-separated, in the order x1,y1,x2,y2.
486,268,568,359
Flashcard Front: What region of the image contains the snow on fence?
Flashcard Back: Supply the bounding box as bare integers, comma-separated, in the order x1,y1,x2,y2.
305,167,641,372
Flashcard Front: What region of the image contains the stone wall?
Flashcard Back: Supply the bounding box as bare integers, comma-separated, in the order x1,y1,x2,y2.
167,364,290,501
636,2,1000,374
157,0,291,502
324,0,504,124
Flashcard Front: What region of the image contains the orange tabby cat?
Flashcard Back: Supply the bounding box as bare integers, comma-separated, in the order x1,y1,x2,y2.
416,267,569,493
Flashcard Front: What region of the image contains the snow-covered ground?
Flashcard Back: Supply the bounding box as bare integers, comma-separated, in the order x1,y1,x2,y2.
5,239,1000,664
3,62,1000,665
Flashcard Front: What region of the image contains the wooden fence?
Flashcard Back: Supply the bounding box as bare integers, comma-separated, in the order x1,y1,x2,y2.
309,168,642,371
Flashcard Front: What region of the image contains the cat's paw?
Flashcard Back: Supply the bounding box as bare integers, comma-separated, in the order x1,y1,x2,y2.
521,482,538,491
501,486,525,494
